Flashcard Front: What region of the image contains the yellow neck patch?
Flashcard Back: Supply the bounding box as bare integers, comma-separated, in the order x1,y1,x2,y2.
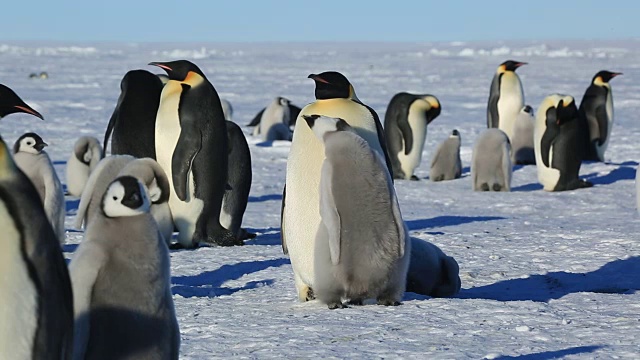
0,140,15,180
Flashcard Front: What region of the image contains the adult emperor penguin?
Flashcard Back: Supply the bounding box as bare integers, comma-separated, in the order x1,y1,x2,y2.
406,237,461,297
149,59,236,247
248,100,302,128
66,136,102,197
103,69,163,159
578,70,622,162
384,92,441,180
430,129,462,182
252,96,292,141
13,132,66,244
511,105,536,165
70,176,179,359
0,83,44,120
487,60,527,142
471,128,512,192
535,94,593,191
307,115,410,309
0,135,73,359
282,71,393,302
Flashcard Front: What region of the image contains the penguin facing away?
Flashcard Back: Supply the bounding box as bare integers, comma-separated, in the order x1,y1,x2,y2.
511,105,536,165
406,237,461,297
0,135,74,359
487,60,526,142
578,70,622,162
535,94,593,191
70,176,179,360
248,100,302,128
282,71,394,302
0,83,44,120
13,132,66,244
471,128,512,192
252,96,292,141
103,69,163,159
66,136,102,197
149,59,236,247
430,129,462,182
305,115,410,309
384,92,441,180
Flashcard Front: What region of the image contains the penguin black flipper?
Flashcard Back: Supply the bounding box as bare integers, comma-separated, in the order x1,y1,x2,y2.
248,108,264,127
487,75,501,128
281,184,287,254
103,92,124,156
595,104,608,146
171,84,202,201
540,106,560,168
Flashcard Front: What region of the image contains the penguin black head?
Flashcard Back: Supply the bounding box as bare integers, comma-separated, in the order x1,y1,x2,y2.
0,84,44,120
14,132,47,154
278,97,290,106
523,105,533,115
555,98,578,125
499,60,527,72
121,70,163,92
308,71,353,100
593,70,622,84
451,129,460,137
101,176,150,218
148,60,206,82
421,95,441,123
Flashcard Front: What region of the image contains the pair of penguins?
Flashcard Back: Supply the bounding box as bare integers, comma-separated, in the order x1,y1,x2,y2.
249,96,301,142
282,72,461,308
487,60,621,191
0,86,179,359
101,62,253,248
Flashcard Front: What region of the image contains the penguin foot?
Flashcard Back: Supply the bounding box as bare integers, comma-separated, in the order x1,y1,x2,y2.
347,299,364,306
169,242,198,250
410,175,420,181
492,183,502,191
238,228,257,241
202,230,243,247
481,183,490,191
377,299,401,306
580,180,594,188
327,302,348,310
305,287,316,301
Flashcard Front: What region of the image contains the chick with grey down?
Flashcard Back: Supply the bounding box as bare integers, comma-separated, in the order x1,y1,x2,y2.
430,129,462,182
471,128,512,192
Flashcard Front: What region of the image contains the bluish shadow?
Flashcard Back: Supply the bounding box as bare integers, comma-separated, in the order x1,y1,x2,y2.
494,345,602,359
406,215,505,231
53,160,67,165
461,256,640,302
461,166,471,176
588,166,637,185
63,243,79,253
171,258,289,298
512,183,543,192
243,227,282,246
249,194,283,202
66,198,80,213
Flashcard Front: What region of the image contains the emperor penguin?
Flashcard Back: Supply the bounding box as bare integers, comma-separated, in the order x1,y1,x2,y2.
306,115,410,309
248,101,302,128
252,96,293,141
220,98,233,121
384,92,441,180
406,237,461,297
103,69,163,159
222,120,255,241
0,83,44,120
13,132,66,244
511,105,536,165
578,70,622,162
487,60,527,142
430,129,462,182
70,176,179,360
471,128,512,192
282,71,393,302
535,94,593,191
149,60,236,247
66,136,102,197
0,135,73,359
75,155,173,245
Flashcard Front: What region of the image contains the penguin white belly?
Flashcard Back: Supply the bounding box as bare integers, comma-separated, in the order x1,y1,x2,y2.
285,99,384,295
0,202,38,359
497,73,524,141
397,108,427,179
155,82,204,246
259,105,286,141
595,92,614,161
219,197,233,230
534,126,560,191
66,155,89,197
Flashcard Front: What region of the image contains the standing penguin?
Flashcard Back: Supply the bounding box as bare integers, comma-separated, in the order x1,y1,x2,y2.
13,132,66,244
0,83,44,120
149,60,236,247
306,115,410,309
70,176,179,359
0,135,73,359
471,128,512,192
535,94,593,191
578,70,622,162
66,136,102,197
282,71,393,302
487,60,527,142
430,129,462,182
252,97,293,141
511,105,536,165
248,100,301,128
222,121,254,241
384,93,441,180
103,69,163,159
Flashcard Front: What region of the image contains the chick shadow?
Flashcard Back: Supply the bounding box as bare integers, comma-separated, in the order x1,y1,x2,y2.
494,345,603,360
171,258,289,298
66,198,80,213
461,256,640,302
248,194,283,202
584,164,637,185
406,215,506,232
511,182,543,192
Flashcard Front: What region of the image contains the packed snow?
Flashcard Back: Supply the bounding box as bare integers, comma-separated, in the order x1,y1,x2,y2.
2,40,640,358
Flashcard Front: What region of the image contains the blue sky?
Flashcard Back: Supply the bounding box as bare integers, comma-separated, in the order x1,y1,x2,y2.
1,1,637,42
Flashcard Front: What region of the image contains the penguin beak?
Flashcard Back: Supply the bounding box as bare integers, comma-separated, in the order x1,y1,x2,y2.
149,62,173,72
35,142,47,152
611,72,623,78
515,62,527,68
14,105,44,120
308,74,330,84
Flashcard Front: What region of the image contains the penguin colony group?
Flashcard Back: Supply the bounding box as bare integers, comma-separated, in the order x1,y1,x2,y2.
0,54,622,358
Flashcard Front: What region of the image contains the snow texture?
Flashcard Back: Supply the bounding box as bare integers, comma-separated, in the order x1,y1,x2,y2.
1,40,640,359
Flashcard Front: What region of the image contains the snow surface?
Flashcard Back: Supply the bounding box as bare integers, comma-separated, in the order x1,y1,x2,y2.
2,40,640,359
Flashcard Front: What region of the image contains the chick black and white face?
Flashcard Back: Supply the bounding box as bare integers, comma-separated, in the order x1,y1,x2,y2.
278,97,290,106
14,133,47,155
522,105,534,116
451,129,461,138
102,176,150,218
303,114,353,140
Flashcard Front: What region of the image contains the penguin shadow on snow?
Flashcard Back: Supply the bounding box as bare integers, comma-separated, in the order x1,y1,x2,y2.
243,226,282,246
248,193,283,202
493,345,603,360
511,182,543,192
405,215,506,233
580,161,638,186
461,256,640,302
171,258,289,298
